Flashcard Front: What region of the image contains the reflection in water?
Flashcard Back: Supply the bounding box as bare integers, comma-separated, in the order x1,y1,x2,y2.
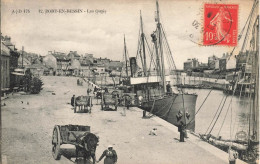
185,89,253,140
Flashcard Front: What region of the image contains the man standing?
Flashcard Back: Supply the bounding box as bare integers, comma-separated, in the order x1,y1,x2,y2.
166,82,172,94
71,95,75,107
93,86,97,96
87,88,91,95
178,121,185,142
124,96,130,110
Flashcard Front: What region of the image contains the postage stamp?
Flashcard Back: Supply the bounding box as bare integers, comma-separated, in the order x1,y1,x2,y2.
203,4,238,46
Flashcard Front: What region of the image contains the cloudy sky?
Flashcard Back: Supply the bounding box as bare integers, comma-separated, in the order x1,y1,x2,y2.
1,0,255,68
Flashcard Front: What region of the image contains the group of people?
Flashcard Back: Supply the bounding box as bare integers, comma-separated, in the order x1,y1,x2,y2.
74,81,242,164
94,130,239,164
93,86,109,98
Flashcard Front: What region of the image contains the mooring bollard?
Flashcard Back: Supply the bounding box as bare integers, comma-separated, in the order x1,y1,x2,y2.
123,107,126,116
143,111,146,118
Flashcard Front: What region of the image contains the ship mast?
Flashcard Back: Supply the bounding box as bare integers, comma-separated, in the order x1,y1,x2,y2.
156,0,166,93
124,35,129,77
252,15,259,143
152,32,161,77
140,11,147,76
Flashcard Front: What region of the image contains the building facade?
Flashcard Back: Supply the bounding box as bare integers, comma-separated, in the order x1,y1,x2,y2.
80,64,92,77
105,61,123,72
1,42,10,90
184,58,199,71
208,55,219,69
2,36,20,89
52,52,71,76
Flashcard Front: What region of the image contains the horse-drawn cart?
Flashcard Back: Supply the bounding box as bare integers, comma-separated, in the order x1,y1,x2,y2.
52,125,99,163
111,90,137,107
101,93,118,111
72,96,93,113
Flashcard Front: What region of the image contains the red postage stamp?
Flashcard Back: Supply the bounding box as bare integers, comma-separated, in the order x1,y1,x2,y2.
203,4,238,46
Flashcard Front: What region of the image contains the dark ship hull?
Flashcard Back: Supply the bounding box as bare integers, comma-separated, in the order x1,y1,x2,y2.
139,93,197,131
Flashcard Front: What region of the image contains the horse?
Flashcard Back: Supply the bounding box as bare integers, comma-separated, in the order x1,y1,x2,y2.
75,133,99,164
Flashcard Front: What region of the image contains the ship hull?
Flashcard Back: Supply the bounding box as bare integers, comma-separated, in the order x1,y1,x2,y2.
139,93,197,131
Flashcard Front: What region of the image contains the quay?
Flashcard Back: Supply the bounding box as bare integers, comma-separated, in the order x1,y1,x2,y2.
1,76,246,164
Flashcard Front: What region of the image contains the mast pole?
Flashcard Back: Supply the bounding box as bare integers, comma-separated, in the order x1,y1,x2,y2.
140,11,147,76
253,16,259,142
156,1,166,93
124,35,129,77
152,33,161,77
22,46,24,68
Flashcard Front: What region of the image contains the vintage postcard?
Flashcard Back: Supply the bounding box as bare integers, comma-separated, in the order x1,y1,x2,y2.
1,0,259,164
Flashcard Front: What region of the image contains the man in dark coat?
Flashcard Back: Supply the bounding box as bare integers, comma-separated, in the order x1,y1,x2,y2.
178,121,185,142
166,82,172,95
71,95,75,107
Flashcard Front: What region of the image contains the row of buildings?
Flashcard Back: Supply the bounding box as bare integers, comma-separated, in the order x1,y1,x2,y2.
1,35,125,94
183,51,255,80
183,52,254,72
42,51,123,77
1,36,20,93
183,53,235,72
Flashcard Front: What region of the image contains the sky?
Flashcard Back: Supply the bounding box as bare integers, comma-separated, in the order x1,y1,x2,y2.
1,0,255,69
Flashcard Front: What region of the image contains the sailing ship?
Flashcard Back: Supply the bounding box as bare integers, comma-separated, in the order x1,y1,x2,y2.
199,1,259,162
129,1,198,131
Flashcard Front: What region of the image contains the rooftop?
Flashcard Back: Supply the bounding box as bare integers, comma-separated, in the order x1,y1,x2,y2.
53,53,69,60
68,51,80,57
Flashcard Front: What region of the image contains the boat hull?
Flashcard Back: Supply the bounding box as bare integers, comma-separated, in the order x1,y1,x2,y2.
139,93,197,131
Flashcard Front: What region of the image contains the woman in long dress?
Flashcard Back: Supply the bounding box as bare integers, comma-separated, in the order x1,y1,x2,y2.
97,145,117,164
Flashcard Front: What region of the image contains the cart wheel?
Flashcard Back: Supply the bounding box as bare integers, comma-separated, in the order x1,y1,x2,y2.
52,125,61,160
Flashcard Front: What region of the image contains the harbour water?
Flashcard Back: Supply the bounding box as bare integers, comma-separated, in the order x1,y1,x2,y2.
185,88,253,140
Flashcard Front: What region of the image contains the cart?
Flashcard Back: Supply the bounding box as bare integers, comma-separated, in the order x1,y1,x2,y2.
101,93,118,111
111,90,137,107
52,124,99,163
73,96,93,113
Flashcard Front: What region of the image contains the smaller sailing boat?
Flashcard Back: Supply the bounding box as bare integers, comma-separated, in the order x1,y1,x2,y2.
199,2,259,162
